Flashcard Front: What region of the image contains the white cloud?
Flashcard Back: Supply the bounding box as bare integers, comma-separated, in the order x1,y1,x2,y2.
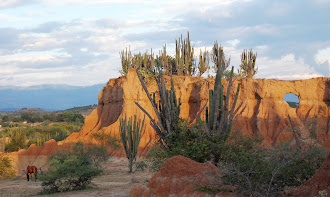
0,0,328,87
0,13,29,21
315,47,330,65
257,53,323,79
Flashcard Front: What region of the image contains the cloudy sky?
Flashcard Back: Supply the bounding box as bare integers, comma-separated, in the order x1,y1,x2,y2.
0,0,329,87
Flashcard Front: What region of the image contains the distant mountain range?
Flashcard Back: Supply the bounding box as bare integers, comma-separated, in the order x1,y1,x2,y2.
0,84,299,112
0,84,105,111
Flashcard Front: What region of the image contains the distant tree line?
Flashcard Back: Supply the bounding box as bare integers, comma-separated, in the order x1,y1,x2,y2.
0,122,82,152
1,111,84,125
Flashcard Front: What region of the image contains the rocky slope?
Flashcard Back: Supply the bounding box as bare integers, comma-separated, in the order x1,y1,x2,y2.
130,155,236,197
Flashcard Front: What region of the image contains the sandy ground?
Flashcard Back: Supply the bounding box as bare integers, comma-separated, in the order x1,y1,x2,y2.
0,158,152,197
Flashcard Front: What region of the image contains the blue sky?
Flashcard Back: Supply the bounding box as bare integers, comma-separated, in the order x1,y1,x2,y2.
0,0,329,86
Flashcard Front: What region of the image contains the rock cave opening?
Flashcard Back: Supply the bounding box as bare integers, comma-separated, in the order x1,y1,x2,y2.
283,93,299,108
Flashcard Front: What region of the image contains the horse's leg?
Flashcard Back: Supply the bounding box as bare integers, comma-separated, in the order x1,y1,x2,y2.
27,173,29,181
35,173,37,182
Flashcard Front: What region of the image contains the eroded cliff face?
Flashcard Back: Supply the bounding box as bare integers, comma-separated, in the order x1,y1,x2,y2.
62,68,329,148
6,68,329,174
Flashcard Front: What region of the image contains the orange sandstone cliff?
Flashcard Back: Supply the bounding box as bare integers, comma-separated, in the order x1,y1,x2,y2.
5,69,329,174
62,69,329,147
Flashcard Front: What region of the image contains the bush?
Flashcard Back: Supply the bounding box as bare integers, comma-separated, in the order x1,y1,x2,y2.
39,142,105,194
134,161,148,172
146,119,213,171
166,119,212,163
219,132,327,196
5,128,27,152
0,154,15,179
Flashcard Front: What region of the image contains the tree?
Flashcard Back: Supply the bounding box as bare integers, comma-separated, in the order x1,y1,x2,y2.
238,49,258,78
119,115,145,172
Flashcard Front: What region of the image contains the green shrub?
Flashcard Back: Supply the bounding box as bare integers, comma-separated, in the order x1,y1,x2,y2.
134,161,148,172
166,119,212,163
5,128,27,152
146,144,168,172
39,142,104,194
219,133,327,196
0,154,15,179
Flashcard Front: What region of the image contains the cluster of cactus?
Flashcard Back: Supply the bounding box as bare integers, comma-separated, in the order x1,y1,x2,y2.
159,45,171,75
119,115,145,173
34,132,50,146
120,47,155,76
205,48,241,143
211,42,231,76
198,48,210,76
175,32,196,76
135,70,181,148
238,49,258,78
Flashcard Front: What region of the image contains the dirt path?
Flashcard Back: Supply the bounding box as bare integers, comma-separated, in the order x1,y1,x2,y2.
0,158,152,197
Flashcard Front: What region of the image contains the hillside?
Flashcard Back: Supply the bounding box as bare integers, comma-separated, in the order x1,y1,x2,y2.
0,105,97,117
0,84,104,111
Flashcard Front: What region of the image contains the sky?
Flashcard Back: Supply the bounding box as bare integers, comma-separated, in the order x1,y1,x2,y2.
0,0,329,87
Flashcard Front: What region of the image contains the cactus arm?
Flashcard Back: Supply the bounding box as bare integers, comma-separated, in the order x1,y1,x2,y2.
220,66,234,132
225,83,240,140
136,69,165,133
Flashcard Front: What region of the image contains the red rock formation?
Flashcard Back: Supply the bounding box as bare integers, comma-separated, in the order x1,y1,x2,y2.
62,69,329,148
5,69,329,174
130,155,236,197
287,153,330,197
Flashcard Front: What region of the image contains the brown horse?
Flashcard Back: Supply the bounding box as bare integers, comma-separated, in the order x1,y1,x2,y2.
26,166,38,181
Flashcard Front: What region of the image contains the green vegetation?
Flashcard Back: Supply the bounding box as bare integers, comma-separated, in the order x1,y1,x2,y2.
119,32,247,78
238,49,258,78
63,104,97,114
0,153,15,179
219,132,326,196
135,70,181,148
39,142,106,194
0,111,85,152
119,115,145,172
0,122,82,152
1,111,84,124
198,48,210,76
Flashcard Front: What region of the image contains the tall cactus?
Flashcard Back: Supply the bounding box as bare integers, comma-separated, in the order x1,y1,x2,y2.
205,47,241,164
120,47,155,76
160,45,170,75
198,48,210,76
238,49,257,78
135,69,181,148
211,42,230,76
119,115,145,173
119,47,133,75
175,32,195,76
